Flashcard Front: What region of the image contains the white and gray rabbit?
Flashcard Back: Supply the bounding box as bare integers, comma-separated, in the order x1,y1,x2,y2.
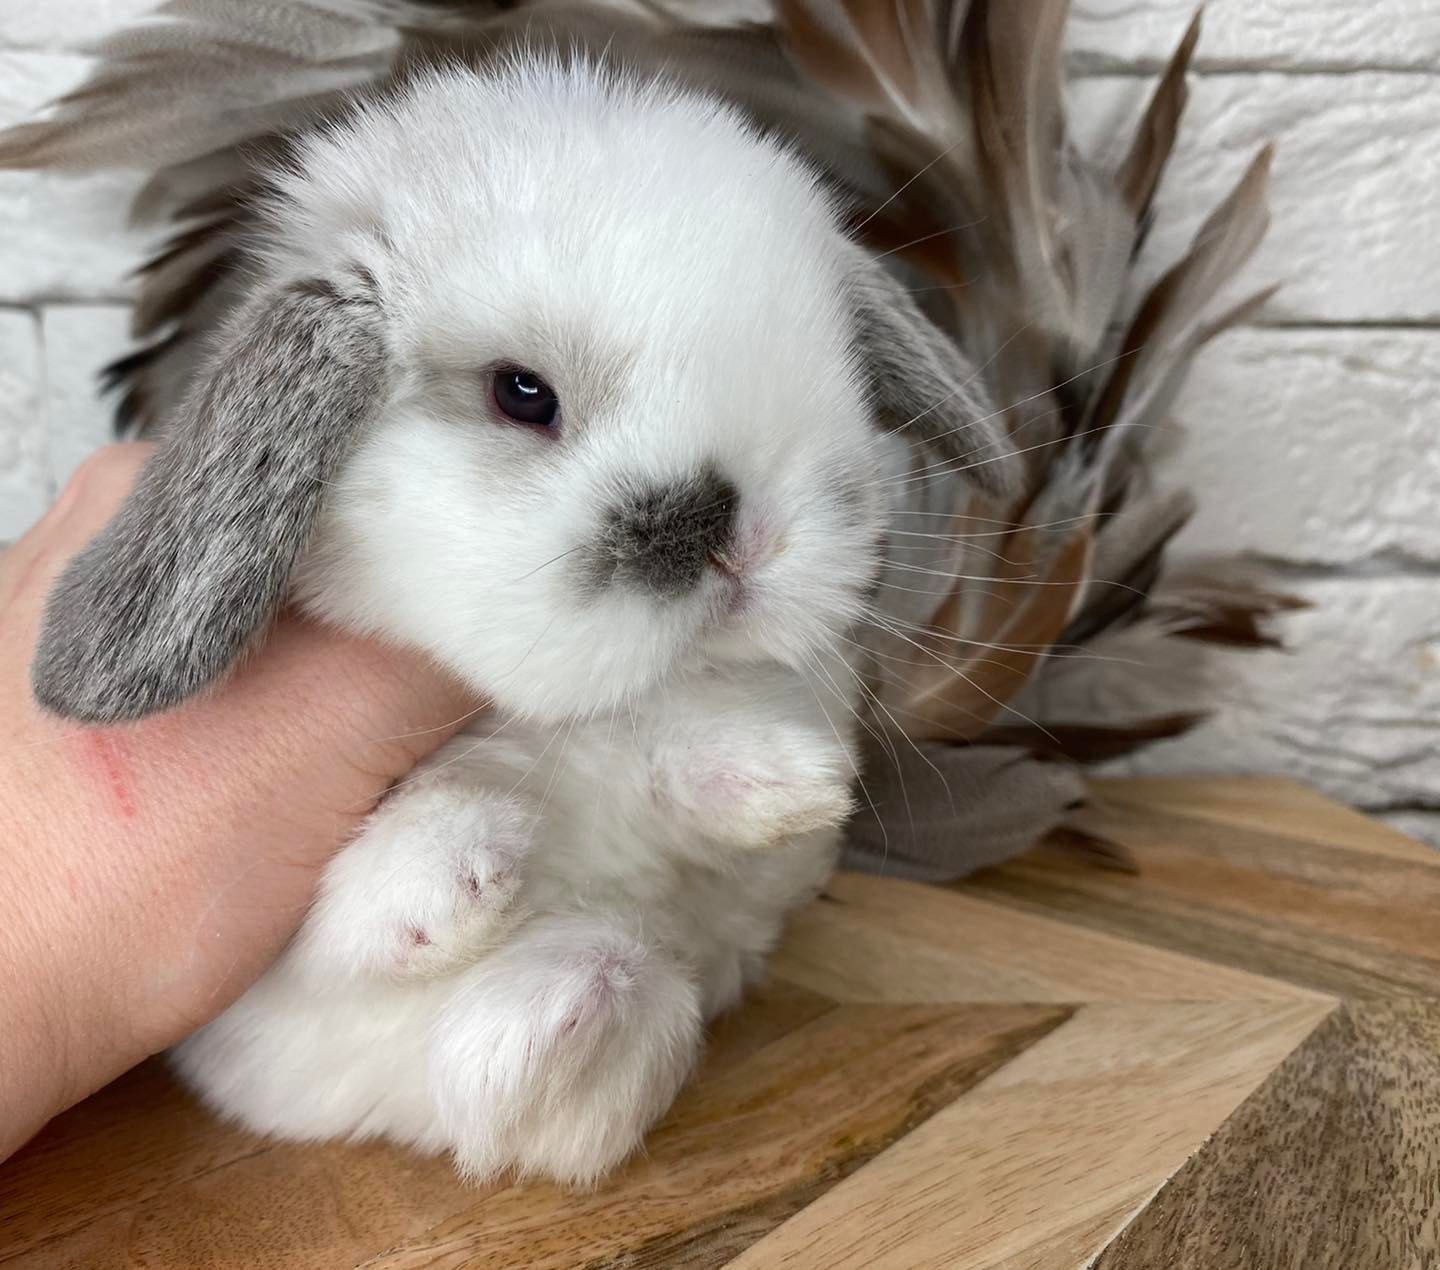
32,58,1010,1182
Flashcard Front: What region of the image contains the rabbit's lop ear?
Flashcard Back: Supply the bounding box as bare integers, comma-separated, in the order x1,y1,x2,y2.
849,257,1017,497
32,273,389,723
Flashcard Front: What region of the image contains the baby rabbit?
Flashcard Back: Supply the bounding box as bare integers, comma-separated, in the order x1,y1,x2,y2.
29,56,1007,1182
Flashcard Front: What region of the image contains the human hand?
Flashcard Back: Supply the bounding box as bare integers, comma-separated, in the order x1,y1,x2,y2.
0,445,481,1158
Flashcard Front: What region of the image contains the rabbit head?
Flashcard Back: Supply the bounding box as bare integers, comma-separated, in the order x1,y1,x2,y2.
33,60,1012,724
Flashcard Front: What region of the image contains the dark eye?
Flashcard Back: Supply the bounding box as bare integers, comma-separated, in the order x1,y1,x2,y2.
492,367,559,428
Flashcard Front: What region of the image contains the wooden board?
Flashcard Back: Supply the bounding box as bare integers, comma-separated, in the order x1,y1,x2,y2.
2,776,1438,1268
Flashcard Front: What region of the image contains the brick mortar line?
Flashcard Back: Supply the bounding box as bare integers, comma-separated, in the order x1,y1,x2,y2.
1256,319,1440,332
1,36,1438,76
1248,553,1440,582
1071,61,1440,77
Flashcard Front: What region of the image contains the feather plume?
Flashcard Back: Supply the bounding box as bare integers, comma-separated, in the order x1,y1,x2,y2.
842,742,1086,880
0,1,402,171
901,522,1094,741
0,0,1286,878
1118,7,1201,232
775,0,1285,874
1089,144,1274,439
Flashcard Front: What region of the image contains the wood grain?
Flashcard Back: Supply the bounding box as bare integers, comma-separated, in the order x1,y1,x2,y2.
729,1001,1332,1270
349,1005,1065,1270
0,978,829,1268
969,792,1440,997
2,1006,1066,1270
772,871,1322,1004
1096,776,1438,864
1,776,1437,1269
1094,1000,1440,1270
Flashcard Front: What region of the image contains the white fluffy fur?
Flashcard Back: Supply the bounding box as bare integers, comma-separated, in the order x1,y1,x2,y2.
174,59,935,1184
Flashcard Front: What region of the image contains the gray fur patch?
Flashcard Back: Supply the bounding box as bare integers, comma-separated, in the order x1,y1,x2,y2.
32,276,388,723
849,260,1018,497
587,467,739,598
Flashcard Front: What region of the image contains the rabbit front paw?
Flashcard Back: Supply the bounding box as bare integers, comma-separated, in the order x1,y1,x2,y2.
430,914,702,1184
293,785,538,983
657,723,855,849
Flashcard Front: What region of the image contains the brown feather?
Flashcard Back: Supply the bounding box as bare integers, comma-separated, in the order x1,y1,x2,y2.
1117,7,1202,229
1194,281,1281,344
132,239,241,339
775,1,898,119
1090,143,1274,436
1151,577,1309,648
982,711,1206,762
903,525,1094,740
843,742,1086,880
1062,486,1195,643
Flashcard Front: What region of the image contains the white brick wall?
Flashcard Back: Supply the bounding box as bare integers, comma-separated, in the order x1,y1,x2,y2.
0,309,45,537
1069,0,1440,71
1,1,1437,840
1071,72,1440,323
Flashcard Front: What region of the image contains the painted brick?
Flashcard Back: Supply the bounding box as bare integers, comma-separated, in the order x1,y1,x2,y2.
0,0,155,52
1167,329,1440,565
0,309,47,540
1118,573,1440,841
1069,0,1440,72
0,51,145,304
41,303,132,488
1071,72,1440,324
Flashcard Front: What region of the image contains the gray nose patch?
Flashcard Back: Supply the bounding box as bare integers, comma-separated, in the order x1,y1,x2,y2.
590,467,739,597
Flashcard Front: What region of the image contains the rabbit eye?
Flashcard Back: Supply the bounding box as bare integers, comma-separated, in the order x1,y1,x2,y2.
492,367,559,427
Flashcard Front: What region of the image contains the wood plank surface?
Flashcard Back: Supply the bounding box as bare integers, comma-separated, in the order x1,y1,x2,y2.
969,789,1440,997
1,776,1437,1269
729,1001,1333,1270
359,1006,1065,1270
1095,776,1439,863
1093,1000,1440,1270
772,871,1323,1004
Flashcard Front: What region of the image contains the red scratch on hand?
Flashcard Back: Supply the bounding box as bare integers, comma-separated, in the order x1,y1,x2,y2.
81,730,139,820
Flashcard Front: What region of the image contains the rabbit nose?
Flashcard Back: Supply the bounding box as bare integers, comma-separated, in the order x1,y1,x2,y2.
599,467,739,597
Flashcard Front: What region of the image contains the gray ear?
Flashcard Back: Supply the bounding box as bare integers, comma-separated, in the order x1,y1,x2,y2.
849,258,1018,497
33,273,389,723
